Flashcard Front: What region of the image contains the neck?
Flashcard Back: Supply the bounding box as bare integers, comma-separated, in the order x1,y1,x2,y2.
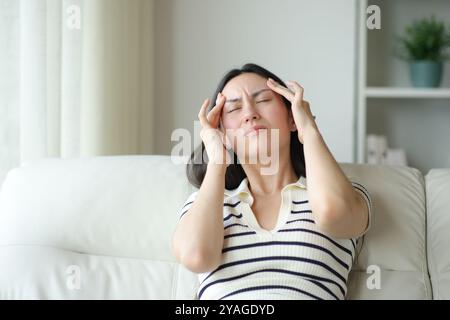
241,149,298,196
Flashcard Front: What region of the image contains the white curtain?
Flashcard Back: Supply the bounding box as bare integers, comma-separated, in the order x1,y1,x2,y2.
0,0,155,184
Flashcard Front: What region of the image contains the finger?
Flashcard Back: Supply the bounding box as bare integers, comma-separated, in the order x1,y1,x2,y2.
198,99,212,129
207,93,226,126
207,99,224,129
286,81,304,102
267,78,295,101
302,100,314,117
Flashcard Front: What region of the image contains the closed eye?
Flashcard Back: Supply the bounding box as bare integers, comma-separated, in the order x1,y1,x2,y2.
227,98,271,113
227,106,241,113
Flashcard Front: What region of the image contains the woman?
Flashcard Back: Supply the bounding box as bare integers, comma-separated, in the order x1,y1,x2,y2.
172,63,371,300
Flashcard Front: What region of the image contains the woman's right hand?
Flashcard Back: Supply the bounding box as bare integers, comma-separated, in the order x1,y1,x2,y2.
198,92,231,166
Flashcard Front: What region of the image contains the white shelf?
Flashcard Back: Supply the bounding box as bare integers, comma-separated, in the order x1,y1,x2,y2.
365,87,450,99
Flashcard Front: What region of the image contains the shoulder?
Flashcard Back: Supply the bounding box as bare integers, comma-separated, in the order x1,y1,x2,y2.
177,190,199,220
348,179,372,238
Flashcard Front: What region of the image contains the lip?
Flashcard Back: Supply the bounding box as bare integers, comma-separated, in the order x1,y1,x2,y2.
245,125,267,136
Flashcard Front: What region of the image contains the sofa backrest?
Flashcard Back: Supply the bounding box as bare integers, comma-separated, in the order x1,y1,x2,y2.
0,156,435,299
340,164,432,299
0,155,199,299
426,169,450,300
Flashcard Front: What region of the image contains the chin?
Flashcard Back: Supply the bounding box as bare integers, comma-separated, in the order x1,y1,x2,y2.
241,145,273,165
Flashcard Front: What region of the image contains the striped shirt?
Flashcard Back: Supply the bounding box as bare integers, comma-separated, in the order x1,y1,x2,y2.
177,176,372,300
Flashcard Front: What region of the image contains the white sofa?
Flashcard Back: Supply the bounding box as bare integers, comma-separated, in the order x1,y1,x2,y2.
0,155,449,299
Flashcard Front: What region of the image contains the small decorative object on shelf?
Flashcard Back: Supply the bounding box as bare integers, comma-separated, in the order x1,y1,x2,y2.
385,149,408,167
395,15,450,88
366,134,387,165
366,134,408,167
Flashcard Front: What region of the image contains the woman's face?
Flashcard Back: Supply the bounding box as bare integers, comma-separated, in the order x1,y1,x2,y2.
220,72,295,163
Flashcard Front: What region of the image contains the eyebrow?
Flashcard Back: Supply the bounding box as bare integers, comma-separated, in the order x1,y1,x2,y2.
225,88,272,104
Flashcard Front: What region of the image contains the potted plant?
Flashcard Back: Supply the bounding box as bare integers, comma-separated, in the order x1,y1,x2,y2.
395,16,450,88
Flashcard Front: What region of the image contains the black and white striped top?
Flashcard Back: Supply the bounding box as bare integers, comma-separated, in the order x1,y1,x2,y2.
177,176,372,300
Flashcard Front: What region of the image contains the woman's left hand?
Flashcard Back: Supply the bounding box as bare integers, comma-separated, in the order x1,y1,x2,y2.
266,78,317,144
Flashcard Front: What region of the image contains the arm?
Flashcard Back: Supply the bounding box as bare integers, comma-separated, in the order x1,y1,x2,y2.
302,125,369,239
267,78,369,239
173,95,230,273
172,163,226,273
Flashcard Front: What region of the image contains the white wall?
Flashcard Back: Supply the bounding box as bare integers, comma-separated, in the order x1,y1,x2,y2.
155,0,358,163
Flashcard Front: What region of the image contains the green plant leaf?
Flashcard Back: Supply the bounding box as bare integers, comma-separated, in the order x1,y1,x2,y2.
394,15,450,62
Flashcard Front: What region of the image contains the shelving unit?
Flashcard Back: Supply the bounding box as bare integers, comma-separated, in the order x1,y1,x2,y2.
356,0,450,172
365,88,450,99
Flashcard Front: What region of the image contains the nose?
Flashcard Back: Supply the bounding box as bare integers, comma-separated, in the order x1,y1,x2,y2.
242,100,260,123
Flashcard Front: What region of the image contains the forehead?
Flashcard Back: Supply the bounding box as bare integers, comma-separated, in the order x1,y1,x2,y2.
222,73,268,96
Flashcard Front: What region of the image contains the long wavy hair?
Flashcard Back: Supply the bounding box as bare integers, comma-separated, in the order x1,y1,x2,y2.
186,63,306,190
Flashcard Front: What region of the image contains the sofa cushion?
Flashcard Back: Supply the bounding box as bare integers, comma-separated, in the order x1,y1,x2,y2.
0,245,199,299
426,169,450,299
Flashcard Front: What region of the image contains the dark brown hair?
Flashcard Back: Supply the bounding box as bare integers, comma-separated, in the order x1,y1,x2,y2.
186,63,306,190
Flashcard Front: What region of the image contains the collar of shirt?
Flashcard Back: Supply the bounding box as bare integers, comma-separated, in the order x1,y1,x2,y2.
224,176,307,206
